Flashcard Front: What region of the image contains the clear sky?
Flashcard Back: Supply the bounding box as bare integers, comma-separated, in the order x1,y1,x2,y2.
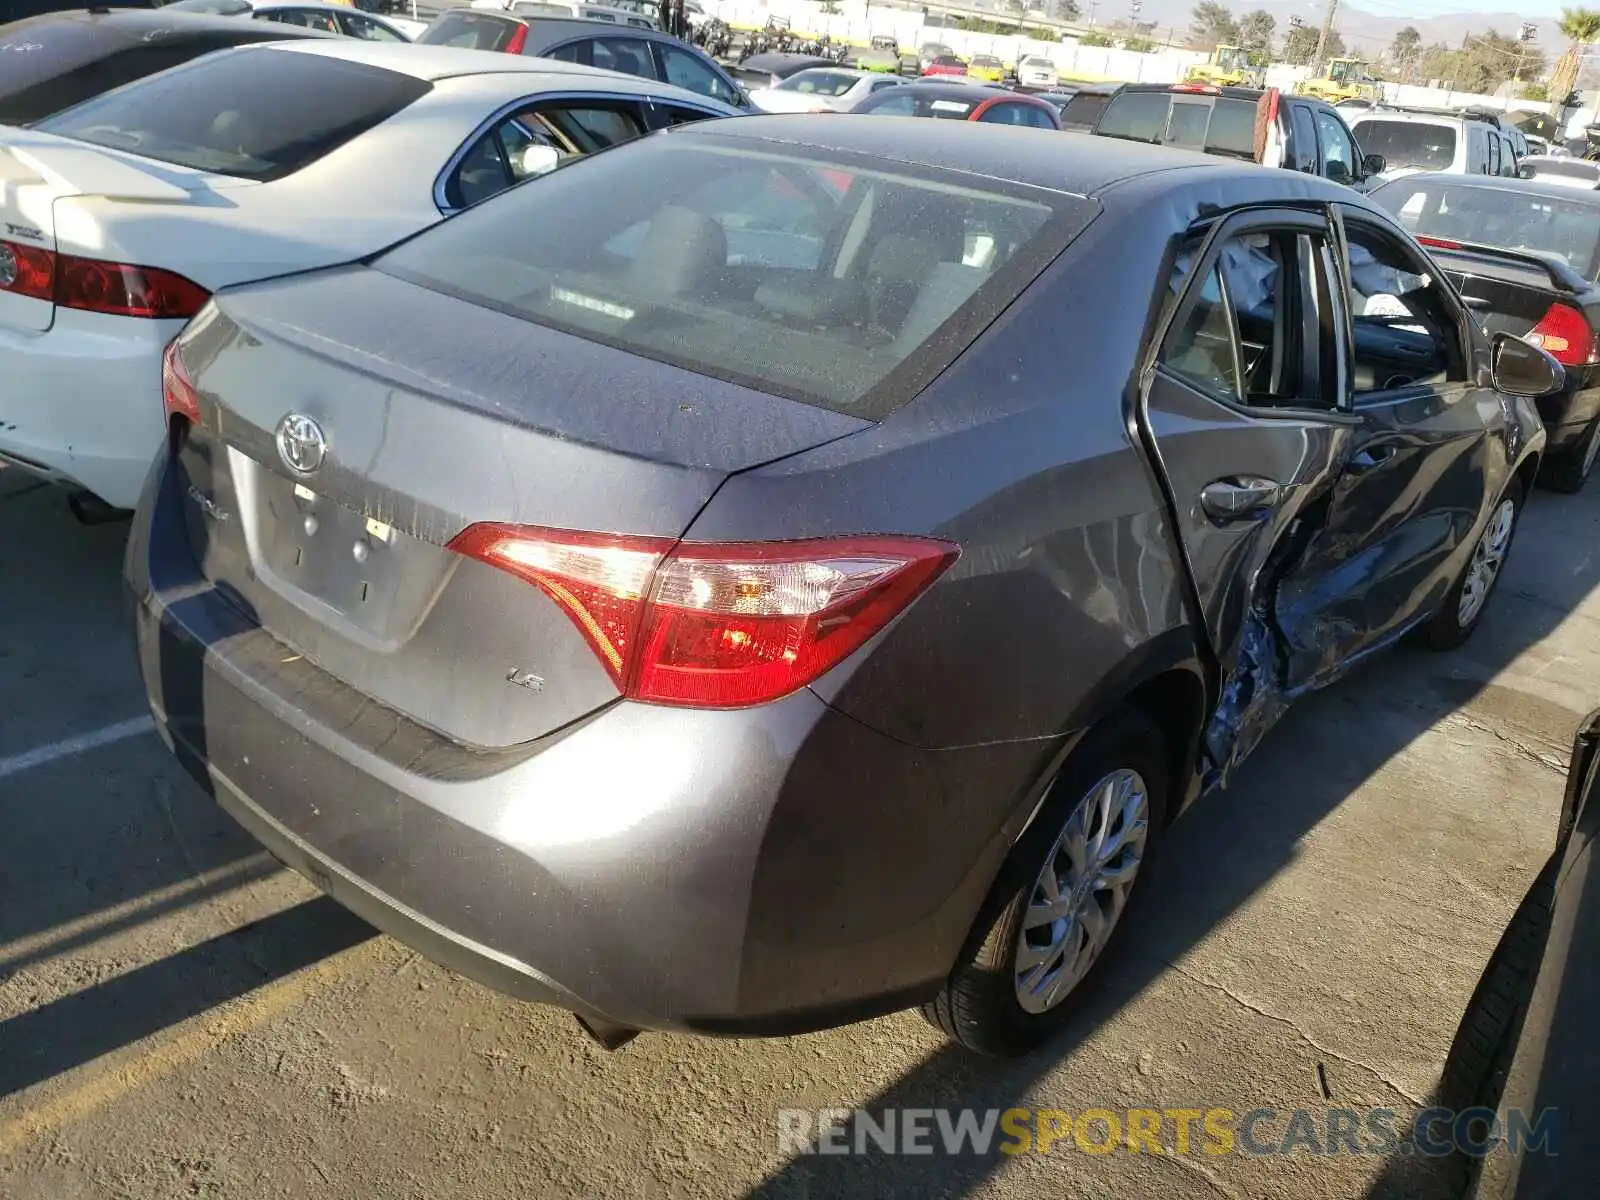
1342,0,1571,17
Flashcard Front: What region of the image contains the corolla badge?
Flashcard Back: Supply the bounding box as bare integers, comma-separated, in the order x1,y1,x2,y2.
275,413,327,476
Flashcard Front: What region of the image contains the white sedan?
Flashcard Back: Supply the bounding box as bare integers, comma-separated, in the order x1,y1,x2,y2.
748,67,904,114
166,0,428,41
1015,56,1058,90
0,41,737,510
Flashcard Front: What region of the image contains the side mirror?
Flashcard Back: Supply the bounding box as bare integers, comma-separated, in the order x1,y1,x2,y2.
1491,331,1566,397
517,143,562,178
1362,151,1385,176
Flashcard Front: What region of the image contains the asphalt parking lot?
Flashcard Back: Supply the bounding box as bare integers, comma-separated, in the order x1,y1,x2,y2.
2,460,1596,1200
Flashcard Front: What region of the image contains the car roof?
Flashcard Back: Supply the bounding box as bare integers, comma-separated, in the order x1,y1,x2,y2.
1352,110,1466,126
1380,172,1600,206
678,113,1283,196
259,36,665,81
5,6,332,37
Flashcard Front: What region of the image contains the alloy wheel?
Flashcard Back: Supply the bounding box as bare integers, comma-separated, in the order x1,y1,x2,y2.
1014,768,1149,1014
1457,498,1516,628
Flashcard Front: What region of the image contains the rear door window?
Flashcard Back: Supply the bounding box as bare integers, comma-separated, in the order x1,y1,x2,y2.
1095,90,1168,141
443,100,650,210
592,37,658,79
34,48,431,180
258,8,341,32
1058,90,1110,127
417,10,522,50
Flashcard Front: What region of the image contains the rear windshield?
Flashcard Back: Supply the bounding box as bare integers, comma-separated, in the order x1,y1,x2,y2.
1096,92,1256,157
1373,178,1600,279
1353,119,1455,171
776,70,861,96
0,19,252,125
34,48,430,180
1058,91,1109,126
418,10,522,50
377,136,1093,417
166,0,252,11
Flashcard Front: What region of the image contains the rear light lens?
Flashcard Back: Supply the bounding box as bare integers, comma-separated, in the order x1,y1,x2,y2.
1171,84,1220,93
0,238,207,318
0,238,54,301
448,526,959,708
503,23,528,53
162,339,201,426
1525,302,1599,368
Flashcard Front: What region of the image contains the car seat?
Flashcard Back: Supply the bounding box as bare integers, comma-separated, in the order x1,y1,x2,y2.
628,204,727,299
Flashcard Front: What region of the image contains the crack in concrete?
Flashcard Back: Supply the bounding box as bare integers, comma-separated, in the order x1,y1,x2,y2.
1148,1147,1245,1199
1441,710,1567,775
1161,960,1425,1107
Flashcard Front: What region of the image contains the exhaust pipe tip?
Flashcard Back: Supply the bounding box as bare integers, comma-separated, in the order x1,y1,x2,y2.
67,490,132,526
575,1014,640,1051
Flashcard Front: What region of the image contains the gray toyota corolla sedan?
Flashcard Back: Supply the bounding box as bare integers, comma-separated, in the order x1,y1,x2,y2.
128,117,1561,1056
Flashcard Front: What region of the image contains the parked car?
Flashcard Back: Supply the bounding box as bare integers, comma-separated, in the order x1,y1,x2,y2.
966,53,1004,83
917,39,952,69
466,0,657,32
850,43,900,74
1518,154,1600,190
727,50,838,93
416,12,748,108
128,119,1556,1058
1347,106,1522,181
0,7,335,125
0,40,737,512
1441,707,1600,1199
1052,80,1120,131
850,79,1060,127
165,0,424,40
1373,172,1600,491
920,52,967,78
1014,54,1058,90
1091,83,1384,188
747,66,901,113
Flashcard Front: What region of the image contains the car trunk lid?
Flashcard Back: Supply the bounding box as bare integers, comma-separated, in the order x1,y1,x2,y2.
172,265,869,748
1422,238,1593,341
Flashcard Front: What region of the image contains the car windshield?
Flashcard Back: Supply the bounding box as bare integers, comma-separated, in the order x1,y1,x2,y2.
1354,120,1455,171
0,18,238,125
418,10,523,49
776,70,861,96
972,56,1001,67
932,56,964,67
1058,90,1109,126
1022,57,1051,67
34,48,431,180
1374,179,1600,279
1097,92,1256,158
166,0,251,11
376,135,1091,417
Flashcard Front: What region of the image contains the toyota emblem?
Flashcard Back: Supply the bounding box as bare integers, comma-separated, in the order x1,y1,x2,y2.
275,413,327,476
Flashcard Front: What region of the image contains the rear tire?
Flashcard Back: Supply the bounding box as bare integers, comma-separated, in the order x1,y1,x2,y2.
1543,417,1600,494
922,707,1170,1057
1422,477,1524,652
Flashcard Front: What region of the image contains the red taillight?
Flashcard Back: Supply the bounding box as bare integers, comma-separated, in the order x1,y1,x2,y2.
0,238,54,301
1170,84,1219,93
503,23,528,54
1525,302,1599,368
57,256,209,319
162,338,201,426
0,238,207,318
448,526,959,708
1416,234,1462,250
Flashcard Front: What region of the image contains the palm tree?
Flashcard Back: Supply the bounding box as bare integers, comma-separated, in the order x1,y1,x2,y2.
1550,8,1600,107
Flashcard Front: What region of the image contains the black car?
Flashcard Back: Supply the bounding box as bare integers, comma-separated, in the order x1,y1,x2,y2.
416,12,749,109
1433,708,1600,1197
0,6,334,125
1371,173,1600,492
1090,83,1384,189
725,50,836,91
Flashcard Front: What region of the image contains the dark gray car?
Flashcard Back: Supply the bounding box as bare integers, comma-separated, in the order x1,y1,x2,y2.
128,118,1559,1056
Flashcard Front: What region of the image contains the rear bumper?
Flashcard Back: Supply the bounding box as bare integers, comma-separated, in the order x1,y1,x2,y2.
126,451,1049,1034
0,310,183,508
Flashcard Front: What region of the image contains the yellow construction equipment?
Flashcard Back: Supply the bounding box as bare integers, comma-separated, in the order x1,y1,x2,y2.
1296,57,1383,104
1184,44,1265,88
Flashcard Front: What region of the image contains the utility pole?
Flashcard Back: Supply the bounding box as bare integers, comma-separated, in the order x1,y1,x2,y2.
1312,0,1338,76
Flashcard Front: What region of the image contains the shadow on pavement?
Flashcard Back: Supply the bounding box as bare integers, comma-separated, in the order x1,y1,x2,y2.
0,896,375,1099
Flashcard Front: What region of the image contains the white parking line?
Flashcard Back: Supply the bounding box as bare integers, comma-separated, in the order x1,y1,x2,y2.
0,716,156,782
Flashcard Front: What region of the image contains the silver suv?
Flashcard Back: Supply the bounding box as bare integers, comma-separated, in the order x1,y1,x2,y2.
1348,107,1523,181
